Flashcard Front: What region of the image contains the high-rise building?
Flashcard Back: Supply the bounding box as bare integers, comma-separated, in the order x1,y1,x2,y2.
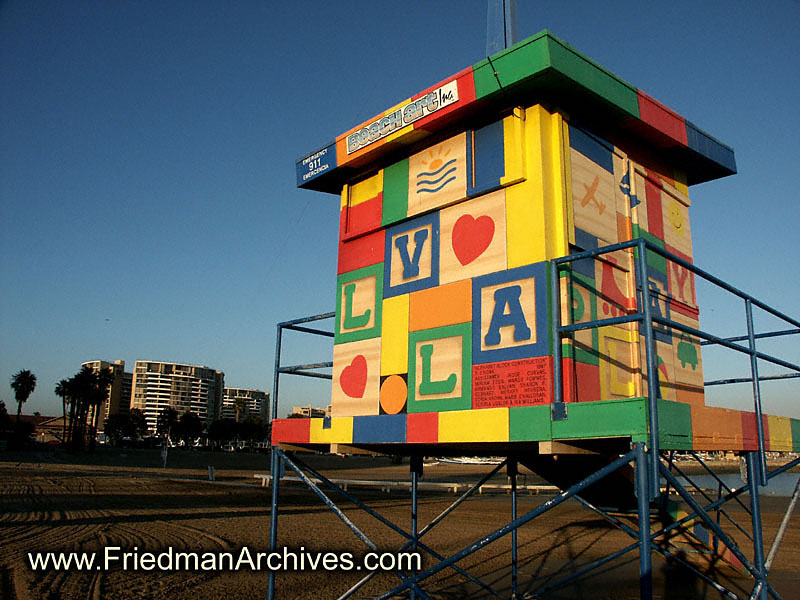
221,388,270,422
82,360,133,430
131,361,224,433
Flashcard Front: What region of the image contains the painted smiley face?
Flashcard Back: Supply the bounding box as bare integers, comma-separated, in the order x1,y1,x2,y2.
668,201,684,235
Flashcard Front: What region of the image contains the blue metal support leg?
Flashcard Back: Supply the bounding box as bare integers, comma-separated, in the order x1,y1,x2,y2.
267,447,280,600
508,458,518,599
635,443,653,600
411,456,423,600
746,452,768,600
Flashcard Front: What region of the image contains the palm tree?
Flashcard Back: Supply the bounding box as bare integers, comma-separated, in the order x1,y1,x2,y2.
88,367,112,451
55,379,72,444
10,369,37,423
233,396,247,423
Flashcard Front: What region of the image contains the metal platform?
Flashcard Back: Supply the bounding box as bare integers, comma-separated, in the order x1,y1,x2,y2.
267,241,800,599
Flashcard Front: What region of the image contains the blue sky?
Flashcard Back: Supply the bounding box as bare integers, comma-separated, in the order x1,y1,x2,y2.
1,1,798,419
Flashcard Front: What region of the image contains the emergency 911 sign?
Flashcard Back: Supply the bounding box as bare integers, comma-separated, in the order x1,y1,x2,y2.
296,143,335,187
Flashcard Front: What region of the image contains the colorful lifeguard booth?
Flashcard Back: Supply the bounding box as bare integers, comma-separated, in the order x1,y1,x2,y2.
269,29,800,600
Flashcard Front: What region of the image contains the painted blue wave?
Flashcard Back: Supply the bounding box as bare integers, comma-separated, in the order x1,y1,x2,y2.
416,166,457,187
416,158,457,179
417,175,457,194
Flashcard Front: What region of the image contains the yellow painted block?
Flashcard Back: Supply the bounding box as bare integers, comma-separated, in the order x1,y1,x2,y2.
544,110,569,260
505,174,546,267
348,171,384,207
506,105,568,268
381,295,409,375
438,408,509,443
598,326,637,399
500,108,526,186
662,185,693,258
768,415,793,451
309,417,354,444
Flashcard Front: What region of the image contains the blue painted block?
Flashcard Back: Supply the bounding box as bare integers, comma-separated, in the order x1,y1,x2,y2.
472,261,551,364
384,212,440,298
571,228,599,280
467,119,505,197
568,124,614,173
352,414,406,443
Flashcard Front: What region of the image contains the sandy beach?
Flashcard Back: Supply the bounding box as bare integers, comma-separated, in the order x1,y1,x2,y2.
1,448,798,599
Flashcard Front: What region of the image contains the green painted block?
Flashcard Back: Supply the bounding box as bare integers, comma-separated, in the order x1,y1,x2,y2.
551,398,648,441
632,225,667,275
792,418,800,452
473,31,640,121
473,31,551,100
509,405,552,441
656,399,693,450
381,158,408,227
546,35,639,119
334,264,383,344
407,323,472,413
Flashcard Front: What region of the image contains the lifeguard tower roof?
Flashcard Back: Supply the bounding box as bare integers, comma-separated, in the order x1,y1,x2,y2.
297,30,736,194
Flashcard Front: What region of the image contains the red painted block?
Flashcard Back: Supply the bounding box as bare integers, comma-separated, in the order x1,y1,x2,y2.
741,412,770,451
340,193,382,241
406,412,438,444
637,91,688,147
271,418,311,444
415,67,477,132
644,172,664,240
337,229,385,274
562,358,602,403
472,356,553,409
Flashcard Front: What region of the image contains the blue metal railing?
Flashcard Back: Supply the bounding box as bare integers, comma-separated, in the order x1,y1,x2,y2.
550,238,800,495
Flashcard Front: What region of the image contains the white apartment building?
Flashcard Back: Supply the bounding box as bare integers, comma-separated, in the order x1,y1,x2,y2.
131,361,224,433
221,388,270,422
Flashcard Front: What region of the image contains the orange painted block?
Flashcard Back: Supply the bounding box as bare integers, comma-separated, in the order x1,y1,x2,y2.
271,418,310,444
617,212,632,243
691,405,743,451
439,189,507,285
674,386,704,407
406,412,438,443
408,279,472,331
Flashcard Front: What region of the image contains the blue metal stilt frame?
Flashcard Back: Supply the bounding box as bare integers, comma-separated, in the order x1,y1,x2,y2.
267,242,799,599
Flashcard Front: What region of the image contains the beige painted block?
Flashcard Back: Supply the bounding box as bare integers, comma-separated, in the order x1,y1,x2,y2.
439,189,507,285
407,132,467,217
331,337,381,417
570,148,617,243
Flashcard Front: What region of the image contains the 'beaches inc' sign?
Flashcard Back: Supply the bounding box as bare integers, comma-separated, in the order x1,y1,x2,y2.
346,80,459,155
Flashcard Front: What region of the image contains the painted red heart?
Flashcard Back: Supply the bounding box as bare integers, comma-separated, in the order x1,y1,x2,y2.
452,214,495,266
340,354,367,398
